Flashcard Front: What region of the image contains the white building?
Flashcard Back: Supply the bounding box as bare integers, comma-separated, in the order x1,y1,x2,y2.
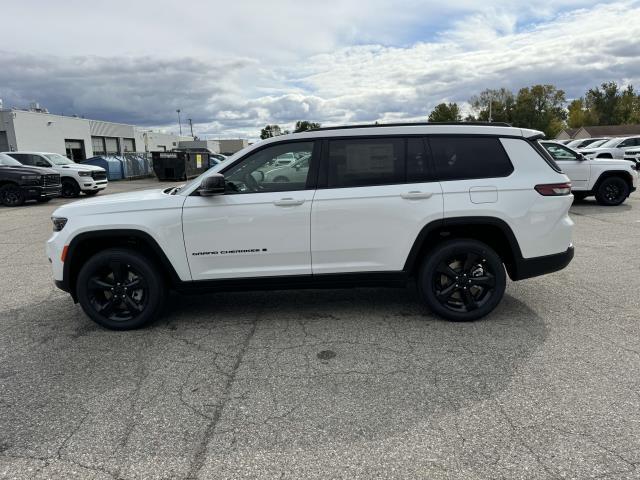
0,108,194,161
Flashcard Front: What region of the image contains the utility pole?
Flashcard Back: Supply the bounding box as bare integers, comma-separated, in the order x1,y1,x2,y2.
176,109,182,135
488,94,493,123
188,118,194,137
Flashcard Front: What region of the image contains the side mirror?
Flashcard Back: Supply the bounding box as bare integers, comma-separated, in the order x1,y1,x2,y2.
198,173,225,196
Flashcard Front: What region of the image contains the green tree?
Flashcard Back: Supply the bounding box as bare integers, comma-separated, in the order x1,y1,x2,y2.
567,98,597,128
511,85,567,137
260,124,283,139
585,82,622,125
469,88,515,123
428,103,461,122
293,121,321,133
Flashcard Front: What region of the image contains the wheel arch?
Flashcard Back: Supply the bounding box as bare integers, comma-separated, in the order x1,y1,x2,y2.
403,217,524,280
63,229,182,300
593,170,634,192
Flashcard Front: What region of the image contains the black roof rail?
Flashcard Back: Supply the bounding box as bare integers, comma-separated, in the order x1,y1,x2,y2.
309,121,513,131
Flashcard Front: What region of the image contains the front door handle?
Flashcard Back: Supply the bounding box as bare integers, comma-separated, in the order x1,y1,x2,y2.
401,191,433,200
274,198,305,206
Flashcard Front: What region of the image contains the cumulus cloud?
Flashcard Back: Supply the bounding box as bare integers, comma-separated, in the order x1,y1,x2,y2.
1,0,639,140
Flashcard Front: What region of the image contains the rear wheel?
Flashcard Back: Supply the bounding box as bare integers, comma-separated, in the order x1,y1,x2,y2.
0,184,26,207
76,248,166,330
61,179,80,198
418,239,506,322
595,177,629,206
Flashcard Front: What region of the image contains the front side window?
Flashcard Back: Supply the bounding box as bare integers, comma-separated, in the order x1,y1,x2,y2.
542,143,579,161
224,142,314,193
430,136,513,181
327,138,404,188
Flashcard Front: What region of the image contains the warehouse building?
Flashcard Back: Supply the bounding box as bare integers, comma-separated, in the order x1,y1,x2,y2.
0,107,249,160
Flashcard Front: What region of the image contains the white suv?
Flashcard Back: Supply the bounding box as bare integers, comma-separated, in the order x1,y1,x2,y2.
4,152,108,197
580,136,640,160
47,124,575,330
541,141,637,205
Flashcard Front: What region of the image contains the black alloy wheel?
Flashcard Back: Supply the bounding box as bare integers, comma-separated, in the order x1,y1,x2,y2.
595,177,629,206
77,249,166,330
61,179,80,198
0,185,26,207
419,239,506,321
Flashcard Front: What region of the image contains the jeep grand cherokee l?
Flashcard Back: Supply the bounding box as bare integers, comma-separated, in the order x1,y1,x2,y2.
47,123,574,330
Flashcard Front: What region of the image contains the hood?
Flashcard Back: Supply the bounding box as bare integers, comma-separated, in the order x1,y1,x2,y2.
59,163,105,172
581,147,615,155
52,188,184,217
0,165,58,176
588,158,635,167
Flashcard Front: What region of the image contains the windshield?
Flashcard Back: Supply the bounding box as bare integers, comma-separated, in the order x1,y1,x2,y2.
45,153,74,165
0,153,22,166
587,139,608,148
566,140,583,148
598,138,622,148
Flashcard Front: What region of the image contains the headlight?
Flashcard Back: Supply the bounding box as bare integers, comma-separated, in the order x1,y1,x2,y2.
52,217,68,232
21,174,40,181
78,171,93,177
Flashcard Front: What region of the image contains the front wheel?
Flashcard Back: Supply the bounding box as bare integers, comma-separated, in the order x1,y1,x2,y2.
595,177,629,206
61,179,80,198
418,239,506,322
0,184,26,207
76,248,166,330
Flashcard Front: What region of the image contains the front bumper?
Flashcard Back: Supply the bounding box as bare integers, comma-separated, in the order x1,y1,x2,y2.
510,245,574,281
80,179,108,191
23,185,62,200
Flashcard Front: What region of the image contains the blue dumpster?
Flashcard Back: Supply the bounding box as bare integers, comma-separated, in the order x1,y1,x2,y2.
82,156,124,180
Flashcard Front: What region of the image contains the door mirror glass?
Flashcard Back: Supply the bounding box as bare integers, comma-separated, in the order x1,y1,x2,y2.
198,173,225,196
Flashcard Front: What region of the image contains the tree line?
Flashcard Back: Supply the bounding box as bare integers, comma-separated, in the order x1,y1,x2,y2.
260,81,640,139
429,81,640,137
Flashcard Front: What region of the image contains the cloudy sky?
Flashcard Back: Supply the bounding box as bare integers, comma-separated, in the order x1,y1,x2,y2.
1,0,639,140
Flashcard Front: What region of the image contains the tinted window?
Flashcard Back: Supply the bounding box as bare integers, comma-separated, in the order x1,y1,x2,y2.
328,138,404,188
8,153,33,165
429,137,513,181
407,137,433,182
224,141,314,194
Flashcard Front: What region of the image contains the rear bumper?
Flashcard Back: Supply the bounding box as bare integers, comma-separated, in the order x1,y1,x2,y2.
510,245,574,281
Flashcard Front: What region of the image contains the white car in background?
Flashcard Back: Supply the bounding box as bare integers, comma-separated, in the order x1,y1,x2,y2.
263,153,311,183
566,137,609,150
580,136,640,159
4,151,108,198
541,141,637,205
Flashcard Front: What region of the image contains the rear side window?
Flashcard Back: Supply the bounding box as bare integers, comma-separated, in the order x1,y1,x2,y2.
328,138,404,187
429,137,513,181
8,153,32,165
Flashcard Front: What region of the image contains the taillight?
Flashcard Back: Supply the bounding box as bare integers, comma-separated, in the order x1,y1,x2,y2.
535,182,572,196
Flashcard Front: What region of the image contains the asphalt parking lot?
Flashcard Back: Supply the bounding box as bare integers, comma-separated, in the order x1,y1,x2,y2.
1,179,639,480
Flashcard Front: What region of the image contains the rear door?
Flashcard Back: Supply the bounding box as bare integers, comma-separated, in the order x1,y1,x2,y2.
182,140,319,280
311,136,443,274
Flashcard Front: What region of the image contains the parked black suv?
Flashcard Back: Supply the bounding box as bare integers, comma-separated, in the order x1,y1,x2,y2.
0,153,61,206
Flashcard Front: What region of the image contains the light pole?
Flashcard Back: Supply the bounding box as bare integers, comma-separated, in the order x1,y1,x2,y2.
176,109,182,135
488,94,493,123
188,118,194,137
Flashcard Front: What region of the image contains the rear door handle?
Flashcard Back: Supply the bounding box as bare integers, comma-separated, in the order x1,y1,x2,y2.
401,191,433,200
274,198,305,206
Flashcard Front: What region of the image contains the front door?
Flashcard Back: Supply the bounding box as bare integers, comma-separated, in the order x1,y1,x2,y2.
182,140,318,281
544,143,590,189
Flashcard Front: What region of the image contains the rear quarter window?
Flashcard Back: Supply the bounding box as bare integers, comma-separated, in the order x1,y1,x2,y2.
429,136,513,181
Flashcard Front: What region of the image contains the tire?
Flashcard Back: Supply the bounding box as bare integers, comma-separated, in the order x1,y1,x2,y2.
0,184,26,207
37,198,52,203
76,248,166,330
572,192,588,202
61,179,81,198
418,239,506,322
83,190,100,196
595,176,629,206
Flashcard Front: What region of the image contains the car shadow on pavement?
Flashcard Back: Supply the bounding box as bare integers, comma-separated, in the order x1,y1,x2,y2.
0,288,547,476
